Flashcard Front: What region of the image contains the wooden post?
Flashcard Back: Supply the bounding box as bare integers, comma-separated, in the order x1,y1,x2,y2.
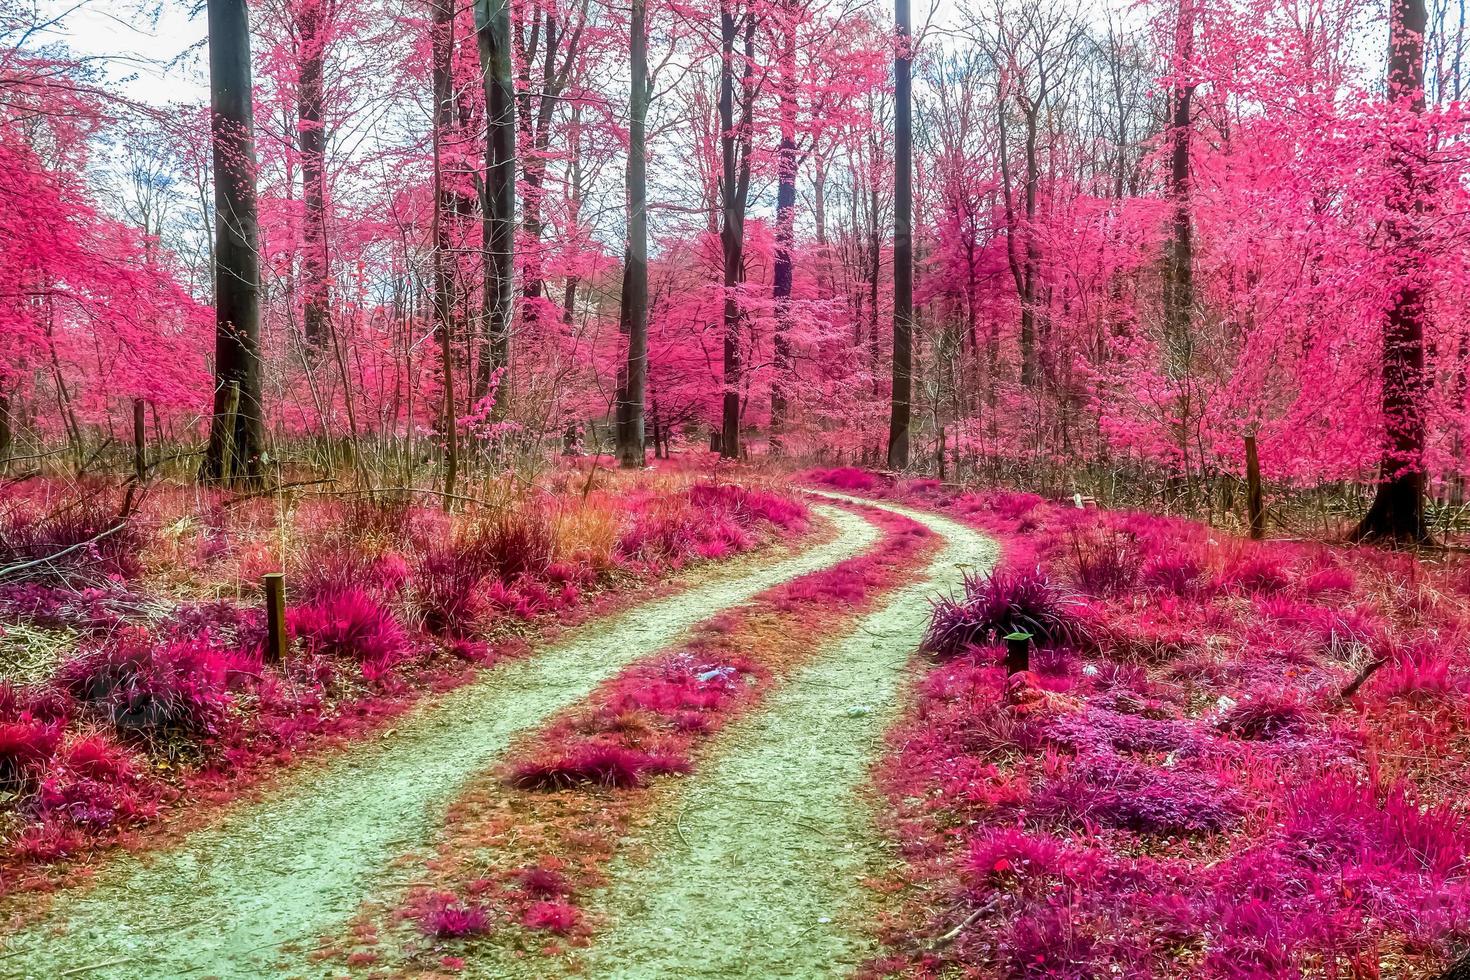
1244,434,1265,540
1004,631,1031,675
263,572,288,663
937,426,947,481
220,381,241,487
132,398,147,484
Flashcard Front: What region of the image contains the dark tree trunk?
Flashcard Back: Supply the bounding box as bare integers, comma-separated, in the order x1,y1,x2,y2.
1244,434,1265,539
1163,0,1195,378
1019,103,1040,388
718,2,753,459
0,391,11,470
769,5,797,455
887,0,912,469
516,1,586,342
476,0,516,393
297,0,330,354
616,0,649,469
202,0,266,487
431,0,458,506
1353,0,1431,544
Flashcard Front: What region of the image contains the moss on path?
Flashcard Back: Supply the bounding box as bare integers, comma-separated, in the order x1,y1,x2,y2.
0,505,879,980
559,495,997,979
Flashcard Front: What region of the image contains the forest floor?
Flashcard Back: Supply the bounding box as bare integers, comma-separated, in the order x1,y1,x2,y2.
12,468,1461,978
0,495,993,979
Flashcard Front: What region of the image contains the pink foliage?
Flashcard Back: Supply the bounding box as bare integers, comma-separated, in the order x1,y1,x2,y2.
289,587,413,669
418,892,491,938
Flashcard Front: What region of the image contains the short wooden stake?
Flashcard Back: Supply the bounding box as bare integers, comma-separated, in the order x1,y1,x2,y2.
263,572,288,663
1004,632,1031,675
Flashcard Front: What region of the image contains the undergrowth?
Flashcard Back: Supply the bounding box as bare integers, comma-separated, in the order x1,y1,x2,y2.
802,468,1470,978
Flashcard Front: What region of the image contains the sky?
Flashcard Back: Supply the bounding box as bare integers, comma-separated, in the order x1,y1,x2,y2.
33,0,209,105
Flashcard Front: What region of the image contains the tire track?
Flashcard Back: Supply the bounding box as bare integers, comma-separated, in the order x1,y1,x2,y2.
567,493,996,979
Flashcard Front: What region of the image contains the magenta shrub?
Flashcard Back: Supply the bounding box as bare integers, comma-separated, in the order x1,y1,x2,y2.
923,569,1086,658
1217,690,1315,741
1036,755,1245,834
58,632,246,749
807,467,880,491
521,899,578,934
516,865,568,897
419,892,491,938
288,587,413,669
0,717,62,794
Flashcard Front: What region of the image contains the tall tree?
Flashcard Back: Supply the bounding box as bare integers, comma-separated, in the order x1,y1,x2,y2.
1162,0,1195,378
886,0,912,468
717,0,754,459
616,0,650,468
768,0,798,455
295,0,331,354
475,0,516,394
431,0,459,504
202,0,266,486
515,0,590,336
1353,0,1431,542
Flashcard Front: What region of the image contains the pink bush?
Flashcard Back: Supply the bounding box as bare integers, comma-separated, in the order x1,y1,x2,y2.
289,587,412,669
0,717,61,794
806,466,881,491
418,892,491,938
923,569,1087,658
58,631,247,748
34,734,159,831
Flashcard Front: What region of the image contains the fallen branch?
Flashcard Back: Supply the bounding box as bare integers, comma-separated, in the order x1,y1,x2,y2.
929,905,988,950
0,522,129,582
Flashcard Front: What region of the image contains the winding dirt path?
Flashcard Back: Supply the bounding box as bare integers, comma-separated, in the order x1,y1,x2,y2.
558,493,996,979
0,504,879,980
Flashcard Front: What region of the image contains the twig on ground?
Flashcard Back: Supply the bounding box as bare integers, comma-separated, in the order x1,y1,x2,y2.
1340,656,1390,699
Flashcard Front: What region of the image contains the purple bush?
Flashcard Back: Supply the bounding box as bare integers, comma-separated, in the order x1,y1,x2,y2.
508,744,692,790
58,631,247,749
923,569,1087,658
418,892,491,938
0,500,145,584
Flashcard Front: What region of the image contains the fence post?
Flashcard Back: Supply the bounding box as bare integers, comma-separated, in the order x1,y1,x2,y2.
263,572,288,663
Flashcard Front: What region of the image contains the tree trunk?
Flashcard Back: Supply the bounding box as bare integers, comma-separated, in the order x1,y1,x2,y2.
1019,103,1040,388
475,0,516,392
1163,0,1195,379
297,0,330,355
1353,0,1430,544
717,1,752,459
768,5,797,455
616,6,649,471
887,0,912,469
1244,434,1265,540
202,0,266,487
431,0,458,506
